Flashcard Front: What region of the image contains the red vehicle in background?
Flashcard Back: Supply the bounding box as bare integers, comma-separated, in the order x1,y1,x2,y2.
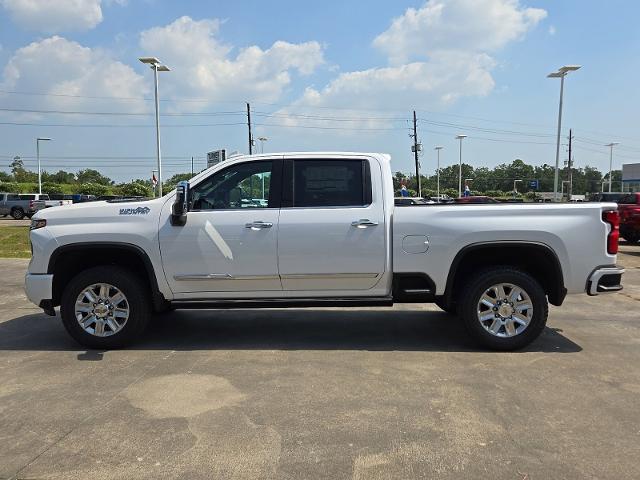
453,196,499,204
618,192,640,244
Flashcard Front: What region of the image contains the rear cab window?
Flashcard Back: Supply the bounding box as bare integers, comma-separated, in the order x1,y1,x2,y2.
283,159,372,208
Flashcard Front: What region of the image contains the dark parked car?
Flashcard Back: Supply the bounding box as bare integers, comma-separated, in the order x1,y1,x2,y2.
590,192,627,203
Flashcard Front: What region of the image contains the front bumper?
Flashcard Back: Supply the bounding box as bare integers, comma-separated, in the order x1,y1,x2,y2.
587,266,625,296
24,273,53,308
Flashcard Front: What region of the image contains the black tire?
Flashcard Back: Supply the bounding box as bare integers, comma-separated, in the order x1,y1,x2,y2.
60,266,151,349
10,207,24,220
459,267,548,351
434,297,457,315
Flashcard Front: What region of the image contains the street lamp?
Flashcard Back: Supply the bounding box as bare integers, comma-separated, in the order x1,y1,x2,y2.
434,146,443,200
257,136,268,154
547,65,581,201
455,134,467,198
605,142,619,193
513,179,523,194
139,56,170,196
36,137,52,195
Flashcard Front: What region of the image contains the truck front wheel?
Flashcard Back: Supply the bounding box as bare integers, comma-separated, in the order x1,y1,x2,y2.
459,267,548,351
60,266,151,349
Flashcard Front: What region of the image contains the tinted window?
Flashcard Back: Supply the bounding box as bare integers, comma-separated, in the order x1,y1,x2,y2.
7,194,20,201
292,160,369,207
40,195,50,200
19,194,35,200
191,161,272,210
618,195,637,205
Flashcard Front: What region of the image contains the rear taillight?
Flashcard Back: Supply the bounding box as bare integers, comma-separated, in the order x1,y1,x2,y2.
603,210,619,255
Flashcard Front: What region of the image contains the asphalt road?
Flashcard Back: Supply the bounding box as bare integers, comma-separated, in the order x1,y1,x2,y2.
0,246,639,479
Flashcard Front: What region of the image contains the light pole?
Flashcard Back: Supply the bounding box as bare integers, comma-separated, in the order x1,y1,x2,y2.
513,179,522,194
605,142,619,193
36,137,52,195
257,136,268,154
547,65,581,201
434,146,443,200
139,57,170,197
455,134,467,198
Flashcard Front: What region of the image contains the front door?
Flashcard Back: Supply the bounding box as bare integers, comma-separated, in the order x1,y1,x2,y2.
277,157,387,292
159,159,282,295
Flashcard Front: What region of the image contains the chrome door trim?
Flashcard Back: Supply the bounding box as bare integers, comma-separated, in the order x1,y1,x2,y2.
174,274,280,281
280,273,380,280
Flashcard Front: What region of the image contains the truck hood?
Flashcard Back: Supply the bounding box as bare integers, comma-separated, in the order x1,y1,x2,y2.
33,197,167,226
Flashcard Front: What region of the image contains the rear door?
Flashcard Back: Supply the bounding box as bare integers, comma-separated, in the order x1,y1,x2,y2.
277,156,387,292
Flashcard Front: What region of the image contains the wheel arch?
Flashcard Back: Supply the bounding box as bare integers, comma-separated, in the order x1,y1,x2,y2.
443,241,566,307
48,242,166,311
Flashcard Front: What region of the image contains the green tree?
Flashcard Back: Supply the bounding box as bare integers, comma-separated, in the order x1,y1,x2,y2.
10,156,37,183
41,182,64,195
78,183,108,196
43,170,76,184
76,169,113,186
0,182,20,193
164,173,193,191
119,181,152,198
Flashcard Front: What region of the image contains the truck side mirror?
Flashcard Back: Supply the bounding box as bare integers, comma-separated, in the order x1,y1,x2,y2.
170,181,189,226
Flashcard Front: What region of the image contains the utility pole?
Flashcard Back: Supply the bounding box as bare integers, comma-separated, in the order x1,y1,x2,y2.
246,102,253,155
191,156,194,176
412,110,421,197
567,129,573,199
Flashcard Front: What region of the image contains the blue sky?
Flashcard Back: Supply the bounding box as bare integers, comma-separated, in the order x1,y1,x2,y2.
0,0,639,183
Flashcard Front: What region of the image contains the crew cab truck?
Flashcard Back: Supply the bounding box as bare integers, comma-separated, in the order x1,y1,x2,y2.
0,193,46,219
25,152,624,350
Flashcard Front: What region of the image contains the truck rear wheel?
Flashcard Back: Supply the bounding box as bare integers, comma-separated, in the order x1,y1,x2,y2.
60,266,151,349
459,267,548,351
10,207,24,220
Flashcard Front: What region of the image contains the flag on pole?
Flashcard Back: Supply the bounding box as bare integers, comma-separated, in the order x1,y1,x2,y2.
152,172,158,187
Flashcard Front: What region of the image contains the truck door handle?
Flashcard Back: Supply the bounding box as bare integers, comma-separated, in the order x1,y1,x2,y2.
245,221,273,230
351,219,379,228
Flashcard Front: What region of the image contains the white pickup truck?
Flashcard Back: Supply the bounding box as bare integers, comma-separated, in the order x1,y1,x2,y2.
25,152,624,350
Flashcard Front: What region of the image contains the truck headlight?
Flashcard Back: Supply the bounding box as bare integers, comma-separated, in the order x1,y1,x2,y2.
30,219,46,230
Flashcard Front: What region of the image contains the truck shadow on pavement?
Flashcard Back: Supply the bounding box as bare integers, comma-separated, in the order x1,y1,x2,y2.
0,308,582,354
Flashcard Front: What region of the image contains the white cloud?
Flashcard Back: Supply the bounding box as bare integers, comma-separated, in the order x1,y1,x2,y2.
139,16,325,106
548,25,556,35
1,0,110,33
373,0,547,65
0,36,147,112
279,0,546,122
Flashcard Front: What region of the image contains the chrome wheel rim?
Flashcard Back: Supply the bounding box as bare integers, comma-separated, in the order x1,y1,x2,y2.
75,283,129,337
477,282,533,338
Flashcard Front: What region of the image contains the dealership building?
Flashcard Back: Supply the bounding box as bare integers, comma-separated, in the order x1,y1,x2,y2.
622,163,640,192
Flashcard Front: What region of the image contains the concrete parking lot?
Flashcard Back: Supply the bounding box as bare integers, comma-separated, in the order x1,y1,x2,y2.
1,246,639,479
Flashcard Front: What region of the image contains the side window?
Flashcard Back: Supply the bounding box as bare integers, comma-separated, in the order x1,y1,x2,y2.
291,159,371,207
19,194,35,200
7,194,20,201
40,195,50,200
190,161,272,210
618,195,635,205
